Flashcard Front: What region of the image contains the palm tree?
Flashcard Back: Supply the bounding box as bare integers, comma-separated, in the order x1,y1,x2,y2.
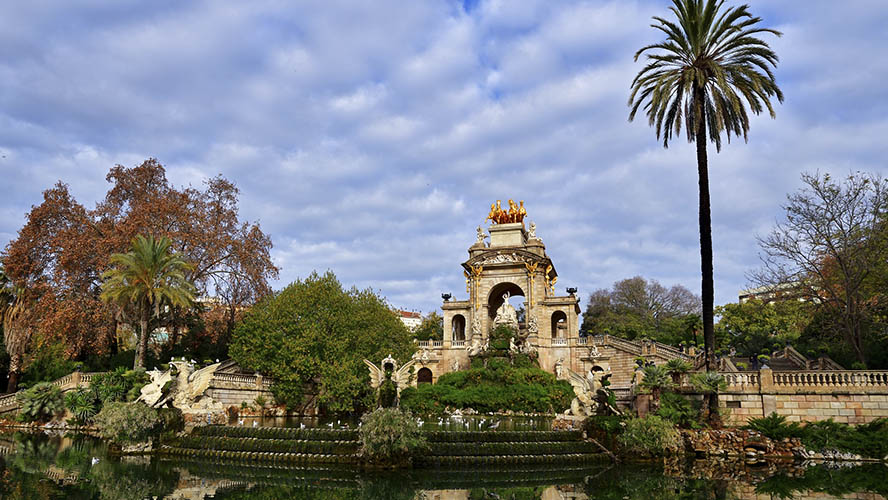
629,0,782,371
100,235,195,370
1,269,33,393
691,371,727,425
639,364,674,409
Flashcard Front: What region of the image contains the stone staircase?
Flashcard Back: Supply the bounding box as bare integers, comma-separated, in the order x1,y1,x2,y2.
160,426,606,466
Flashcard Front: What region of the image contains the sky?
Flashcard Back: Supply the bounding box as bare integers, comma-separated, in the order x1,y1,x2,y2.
2,0,887,316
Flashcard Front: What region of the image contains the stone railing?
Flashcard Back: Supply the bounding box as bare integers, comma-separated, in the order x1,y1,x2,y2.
213,373,259,386
416,340,430,348
719,369,888,394
0,371,103,415
452,340,465,348
576,336,588,345
432,340,443,348
721,371,761,391
552,338,568,346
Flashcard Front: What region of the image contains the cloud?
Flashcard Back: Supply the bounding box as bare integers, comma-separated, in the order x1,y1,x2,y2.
2,0,887,317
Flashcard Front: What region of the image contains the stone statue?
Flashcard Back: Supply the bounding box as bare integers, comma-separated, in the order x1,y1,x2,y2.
451,358,459,372
493,292,519,329
528,222,537,239
565,367,618,417
364,355,416,402
466,337,485,356
555,358,564,379
471,315,481,337
527,315,539,334
509,336,519,352
412,348,431,365
137,360,223,412
475,226,487,245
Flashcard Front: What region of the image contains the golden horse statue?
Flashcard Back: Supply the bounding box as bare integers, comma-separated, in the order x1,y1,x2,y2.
487,199,527,224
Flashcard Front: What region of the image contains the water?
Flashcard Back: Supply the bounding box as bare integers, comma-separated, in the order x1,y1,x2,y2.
1,432,886,499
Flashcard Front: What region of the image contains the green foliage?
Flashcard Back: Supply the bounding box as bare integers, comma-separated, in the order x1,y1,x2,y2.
19,343,78,388
378,379,397,408
745,412,803,440
16,382,64,422
655,392,701,429
93,402,160,444
64,387,99,425
639,364,673,394
254,395,266,408
616,416,681,457
229,271,415,413
156,407,185,435
664,359,692,375
90,366,149,403
715,299,813,357
802,418,888,458
399,360,573,415
690,372,726,394
413,311,444,341
358,407,427,465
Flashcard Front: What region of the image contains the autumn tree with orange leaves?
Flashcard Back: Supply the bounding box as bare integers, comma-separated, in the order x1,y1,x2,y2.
1,159,278,379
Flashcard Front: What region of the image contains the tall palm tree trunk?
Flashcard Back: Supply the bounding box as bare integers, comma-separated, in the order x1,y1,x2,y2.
5,357,20,393
694,86,717,372
136,306,149,370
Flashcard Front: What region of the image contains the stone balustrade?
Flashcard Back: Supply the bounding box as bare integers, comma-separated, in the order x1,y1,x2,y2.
720,369,888,395
552,338,568,346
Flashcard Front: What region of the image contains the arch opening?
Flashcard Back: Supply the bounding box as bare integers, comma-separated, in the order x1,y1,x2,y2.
487,282,525,321
417,367,433,384
551,310,568,339
452,314,466,341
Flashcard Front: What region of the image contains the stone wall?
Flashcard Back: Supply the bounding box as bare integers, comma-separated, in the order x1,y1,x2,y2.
718,369,888,426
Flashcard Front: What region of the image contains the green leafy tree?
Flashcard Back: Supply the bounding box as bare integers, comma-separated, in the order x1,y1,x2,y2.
639,364,674,407
100,235,195,370
229,271,415,414
413,311,444,341
716,298,814,357
629,0,783,370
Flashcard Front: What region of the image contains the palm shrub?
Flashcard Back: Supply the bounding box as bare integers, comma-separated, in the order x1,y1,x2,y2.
359,407,427,466
639,364,673,407
655,391,701,429
93,402,160,444
617,415,681,457
16,382,64,422
744,412,802,440
665,359,692,385
91,367,149,403
691,371,726,425
64,387,99,425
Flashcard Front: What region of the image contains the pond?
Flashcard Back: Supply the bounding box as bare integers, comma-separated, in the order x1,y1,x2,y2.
1,432,886,499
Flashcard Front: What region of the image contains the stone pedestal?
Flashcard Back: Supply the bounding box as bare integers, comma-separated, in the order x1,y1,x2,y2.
488,223,525,247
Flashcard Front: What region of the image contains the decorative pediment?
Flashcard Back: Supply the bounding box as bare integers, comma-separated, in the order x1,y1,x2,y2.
464,249,549,269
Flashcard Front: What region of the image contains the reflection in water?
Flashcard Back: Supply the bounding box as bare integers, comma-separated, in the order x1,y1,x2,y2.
0,432,886,499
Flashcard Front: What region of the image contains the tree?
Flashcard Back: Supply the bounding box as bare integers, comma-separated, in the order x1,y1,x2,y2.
715,298,814,358
1,159,277,364
413,311,444,341
100,235,196,370
752,172,887,366
2,283,35,393
629,0,783,370
581,276,701,345
229,271,415,414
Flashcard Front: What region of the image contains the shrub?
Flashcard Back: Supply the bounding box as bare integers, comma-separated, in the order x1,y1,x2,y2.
90,367,149,404
745,412,803,440
156,407,185,435
359,407,427,466
16,382,64,422
399,364,573,415
64,387,99,425
93,402,160,444
617,415,681,457
801,418,888,458
655,392,701,429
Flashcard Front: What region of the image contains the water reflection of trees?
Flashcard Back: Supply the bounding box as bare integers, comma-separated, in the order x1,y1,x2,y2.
3,433,888,500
